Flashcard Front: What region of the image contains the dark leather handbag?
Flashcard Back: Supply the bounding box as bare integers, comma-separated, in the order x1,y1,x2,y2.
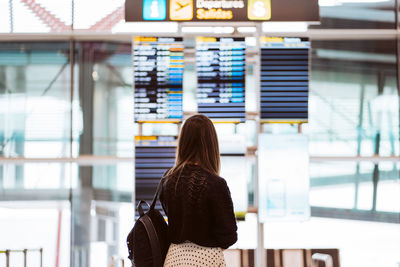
127,179,170,267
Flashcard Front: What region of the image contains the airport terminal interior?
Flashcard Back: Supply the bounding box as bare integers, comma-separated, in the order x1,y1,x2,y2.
0,0,400,266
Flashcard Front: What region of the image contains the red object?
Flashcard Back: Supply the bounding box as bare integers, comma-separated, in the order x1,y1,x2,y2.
89,5,125,31
55,210,62,267
20,0,70,32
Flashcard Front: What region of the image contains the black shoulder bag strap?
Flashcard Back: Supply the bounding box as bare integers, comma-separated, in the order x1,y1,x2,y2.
151,177,164,210
138,178,165,267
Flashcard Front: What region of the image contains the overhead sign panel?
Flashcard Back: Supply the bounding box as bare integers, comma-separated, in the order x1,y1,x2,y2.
133,37,183,122
126,0,319,22
260,37,310,123
196,37,246,123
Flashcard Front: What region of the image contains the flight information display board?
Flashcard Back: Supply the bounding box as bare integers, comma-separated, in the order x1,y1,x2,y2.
196,37,246,122
260,37,310,122
134,36,184,122
135,136,177,215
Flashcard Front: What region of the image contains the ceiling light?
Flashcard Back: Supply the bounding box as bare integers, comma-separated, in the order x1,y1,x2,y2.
182,26,234,34
213,27,234,34
112,22,178,33
262,22,308,33
182,27,214,33
238,27,257,33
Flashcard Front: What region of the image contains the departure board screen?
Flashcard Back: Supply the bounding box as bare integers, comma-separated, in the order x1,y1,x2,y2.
135,136,177,215
196,37,246,122
134,36,184,122
260,37,310,122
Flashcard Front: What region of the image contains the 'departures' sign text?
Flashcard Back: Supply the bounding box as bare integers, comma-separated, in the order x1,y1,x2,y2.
125,0,319,22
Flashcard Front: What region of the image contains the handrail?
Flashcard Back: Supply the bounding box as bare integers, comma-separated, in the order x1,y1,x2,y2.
0,248,42,253
0,248,44,253
0,248,43,267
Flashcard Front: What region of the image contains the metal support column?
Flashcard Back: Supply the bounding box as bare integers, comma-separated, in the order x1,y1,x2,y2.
254,23,266,267
395,0,400,184
92,54,119,258
372,73,384,211
354,83,365,209
23,249,27,267
93,61,117,190
69,39,75,267
5,250,10,267
9,0,13,33
0,66,6,189
71,42,95,267
14,66,26,188
40,248,43,267
71,0,75,31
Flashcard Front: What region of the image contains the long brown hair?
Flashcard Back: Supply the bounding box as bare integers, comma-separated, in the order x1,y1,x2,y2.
166,114,220,178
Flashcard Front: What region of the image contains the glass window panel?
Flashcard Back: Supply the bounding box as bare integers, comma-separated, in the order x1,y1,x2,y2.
377,162,400,212
92,163,133,192
74,42,133,157
310,161,363,209
310,161,400,213
355,162,375,210
0,201,71,267
0,163,77,190
264,218,400,267
72,58,82,159
306,39,398,156
0,42,71,158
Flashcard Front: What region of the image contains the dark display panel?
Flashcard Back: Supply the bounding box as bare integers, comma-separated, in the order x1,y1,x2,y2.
125,0,319,22
196,37,246,122
135,136,177,215
260,37,310,122
134,37,183,122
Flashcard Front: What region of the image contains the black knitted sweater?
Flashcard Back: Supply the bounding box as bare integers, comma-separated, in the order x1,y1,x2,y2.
159,164,238,249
